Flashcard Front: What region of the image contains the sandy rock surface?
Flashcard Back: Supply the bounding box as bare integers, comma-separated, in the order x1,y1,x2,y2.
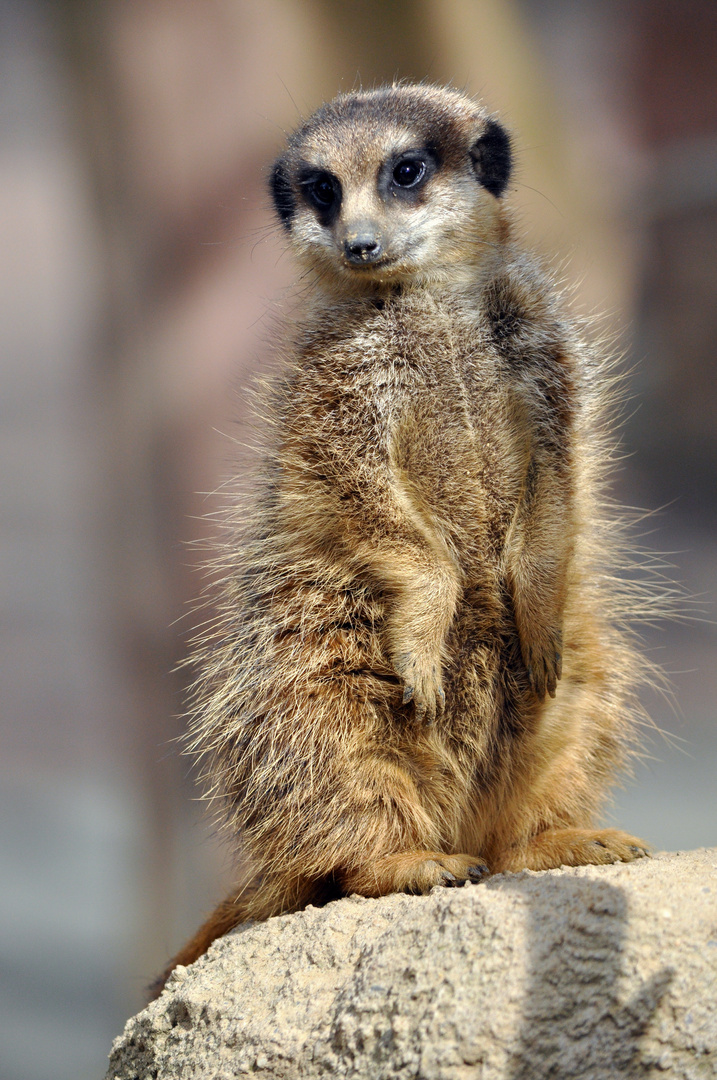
106,849,717,1079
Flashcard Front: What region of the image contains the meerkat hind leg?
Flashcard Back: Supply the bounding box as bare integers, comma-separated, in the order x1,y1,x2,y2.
341,850,490,897
493,827,650,874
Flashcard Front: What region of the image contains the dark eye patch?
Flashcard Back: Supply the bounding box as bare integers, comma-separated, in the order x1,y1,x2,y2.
270,158,295,230
297,166,342,224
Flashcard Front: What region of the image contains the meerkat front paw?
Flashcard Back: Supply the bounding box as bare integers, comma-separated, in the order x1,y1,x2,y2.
520,625,562,699
394,649,445,722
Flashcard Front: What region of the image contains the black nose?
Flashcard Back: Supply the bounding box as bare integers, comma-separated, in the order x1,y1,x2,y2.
344,235,382,264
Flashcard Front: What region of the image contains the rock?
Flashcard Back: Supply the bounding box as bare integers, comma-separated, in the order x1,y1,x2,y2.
106,849,717,1079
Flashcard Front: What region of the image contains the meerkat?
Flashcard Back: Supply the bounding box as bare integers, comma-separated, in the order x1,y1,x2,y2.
152,83,653,995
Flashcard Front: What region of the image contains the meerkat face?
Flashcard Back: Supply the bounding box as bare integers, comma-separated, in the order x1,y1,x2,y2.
270,85,512,292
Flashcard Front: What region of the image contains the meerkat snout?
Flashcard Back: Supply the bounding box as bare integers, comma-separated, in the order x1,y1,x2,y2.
343,229,383,264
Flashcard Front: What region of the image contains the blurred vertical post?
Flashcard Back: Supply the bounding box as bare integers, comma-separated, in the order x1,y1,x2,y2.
629,0,717,520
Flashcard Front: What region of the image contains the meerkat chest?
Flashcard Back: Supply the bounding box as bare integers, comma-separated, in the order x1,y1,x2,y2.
299,296,503,428
283,296,520,546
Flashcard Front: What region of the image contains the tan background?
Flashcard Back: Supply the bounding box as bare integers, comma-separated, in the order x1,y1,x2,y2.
1,2,716,1077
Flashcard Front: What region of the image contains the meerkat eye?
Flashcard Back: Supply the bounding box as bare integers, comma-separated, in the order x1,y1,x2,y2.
304,172,340,211
392,158,426,188
310,177,335,206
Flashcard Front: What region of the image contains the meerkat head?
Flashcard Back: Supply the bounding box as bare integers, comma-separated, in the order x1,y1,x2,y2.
270,84,512,293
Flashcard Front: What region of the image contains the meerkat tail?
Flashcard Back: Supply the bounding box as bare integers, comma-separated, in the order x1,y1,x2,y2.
147,890,252,1001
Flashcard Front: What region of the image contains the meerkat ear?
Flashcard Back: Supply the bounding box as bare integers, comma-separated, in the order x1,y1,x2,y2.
270,157,295,229
469,119,512,198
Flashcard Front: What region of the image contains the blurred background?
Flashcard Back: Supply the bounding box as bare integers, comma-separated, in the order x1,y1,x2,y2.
1,1,716,1077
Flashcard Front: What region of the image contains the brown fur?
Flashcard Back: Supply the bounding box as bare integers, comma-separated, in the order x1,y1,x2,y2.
152,85,653,997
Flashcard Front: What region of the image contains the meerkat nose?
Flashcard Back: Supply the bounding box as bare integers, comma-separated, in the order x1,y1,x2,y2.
344,233,382,264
